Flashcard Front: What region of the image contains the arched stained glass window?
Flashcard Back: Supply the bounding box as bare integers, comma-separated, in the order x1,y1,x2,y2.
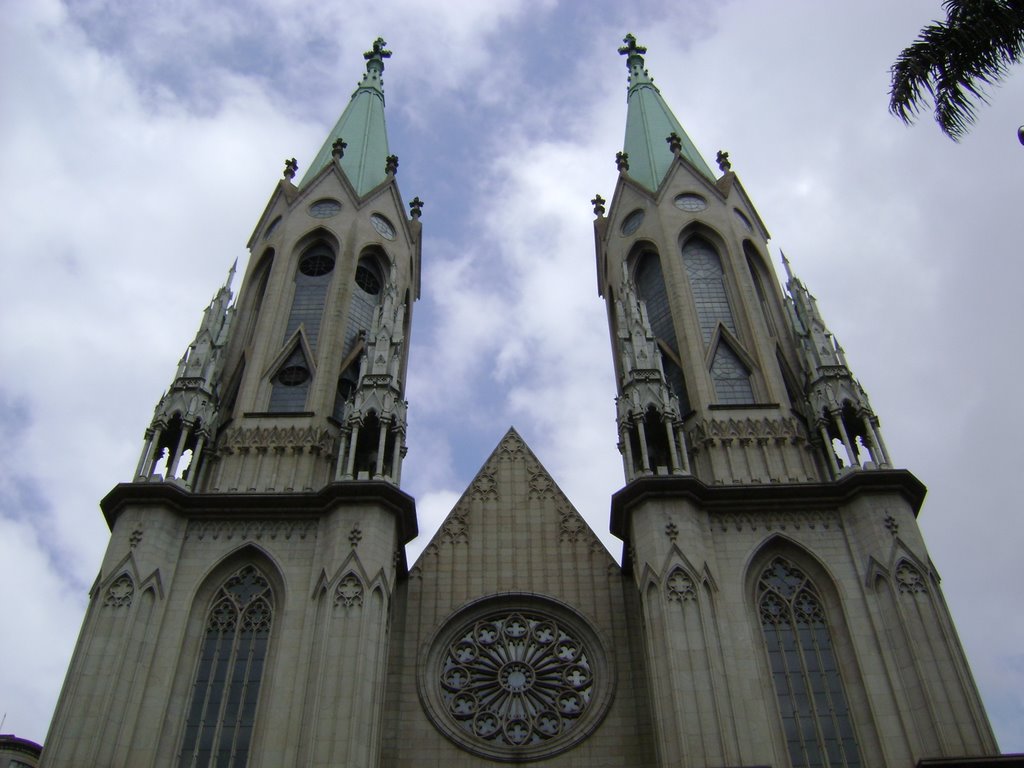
758,558,861,768
342,256,385,360
334,255,387,419
681,237,737,343
634,251,690,412
284,242,335,351
710,342,754,404
179,565,273,768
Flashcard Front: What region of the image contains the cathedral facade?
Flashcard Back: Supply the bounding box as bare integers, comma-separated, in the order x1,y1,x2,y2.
41,37,1006,768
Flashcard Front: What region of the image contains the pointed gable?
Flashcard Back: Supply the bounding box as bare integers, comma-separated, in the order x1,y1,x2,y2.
412,427,616,602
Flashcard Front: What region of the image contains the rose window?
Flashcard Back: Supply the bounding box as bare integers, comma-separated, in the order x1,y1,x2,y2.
424,598,611,761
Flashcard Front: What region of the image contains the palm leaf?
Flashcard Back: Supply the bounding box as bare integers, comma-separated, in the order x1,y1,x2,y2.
889,0,1024,140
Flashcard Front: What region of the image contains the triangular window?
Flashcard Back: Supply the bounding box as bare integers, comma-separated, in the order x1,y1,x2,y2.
268,346,311,412
710,341,754,404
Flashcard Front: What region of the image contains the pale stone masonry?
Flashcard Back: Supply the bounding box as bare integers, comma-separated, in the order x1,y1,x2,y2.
40,35,1011,768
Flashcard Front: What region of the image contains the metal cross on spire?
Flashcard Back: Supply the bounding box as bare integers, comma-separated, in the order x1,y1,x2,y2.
618,33,647,60
364,37,392,64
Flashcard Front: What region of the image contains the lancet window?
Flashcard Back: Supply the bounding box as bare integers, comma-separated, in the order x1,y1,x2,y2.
681,237,737,343
634,250,690,411
681,237,755,404
178,565,274,768
333,254,387,420
757,557,861,767
746,245,778,337
342,255,385,360
284,242,335,350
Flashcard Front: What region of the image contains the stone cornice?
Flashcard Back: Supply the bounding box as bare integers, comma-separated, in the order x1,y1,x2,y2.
610,469,927,540
100,480,418,544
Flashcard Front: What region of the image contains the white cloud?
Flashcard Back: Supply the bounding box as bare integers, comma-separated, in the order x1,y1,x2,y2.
2,0,1021,752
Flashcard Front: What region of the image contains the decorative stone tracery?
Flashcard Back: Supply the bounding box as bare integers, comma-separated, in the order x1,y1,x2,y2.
666,568,696,603
422,597,612,761
334,573,364,607
895,561,927,594
104,574,135,608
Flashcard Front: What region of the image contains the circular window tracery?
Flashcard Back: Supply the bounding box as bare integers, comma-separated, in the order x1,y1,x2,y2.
299,250,335,277
355,264,382,294
275,365,309,386
309,199,342,218
620,209,644,235
674,193,707,212
422,596,612,761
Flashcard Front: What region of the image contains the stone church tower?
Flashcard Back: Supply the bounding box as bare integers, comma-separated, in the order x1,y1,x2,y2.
41,36,1008,768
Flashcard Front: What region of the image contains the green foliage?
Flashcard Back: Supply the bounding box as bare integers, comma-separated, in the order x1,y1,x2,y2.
889,0,1024,140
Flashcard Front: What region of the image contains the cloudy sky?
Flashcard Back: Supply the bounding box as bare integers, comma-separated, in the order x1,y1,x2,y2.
2,0,1022,752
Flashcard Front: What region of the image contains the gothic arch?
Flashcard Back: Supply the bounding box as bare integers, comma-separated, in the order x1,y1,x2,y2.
237,248,274,354
743,240,783,338
167,545,285,766
358,243,394,275
292,225,341,258
676,220,731,259
744,536,881,767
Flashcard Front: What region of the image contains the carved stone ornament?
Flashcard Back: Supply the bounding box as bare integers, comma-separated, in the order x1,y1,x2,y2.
219,425,335,454
104,574,135,608
438,503,470,545
687,416,806,445
186,519,318,541
334,573,364,607
498,432,527,461
420,596,613,762
666,568,696,603
528,470,556,500
712,510,838,533
665,521,679,542
895,561,927,594
469,470,498,500
349,525,363,548
558,503,588,544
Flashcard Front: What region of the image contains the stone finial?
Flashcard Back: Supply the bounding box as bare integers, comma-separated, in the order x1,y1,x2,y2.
666,132,682,155
283,157,298,181
331,138,348,160
409,196,424,219
716,149,732,173
364,37,392,64
615,151,630,171
618,33,647,60
385,154,399,175
591,194,606,217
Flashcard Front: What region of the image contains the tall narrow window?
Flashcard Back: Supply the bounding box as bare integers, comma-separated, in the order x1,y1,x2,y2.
342,256,385,360
241,252,273,350
746,246,777,337
758,557,861,768
284,243,335,351
681,237,738,343
334,255,386,419
634,251,690,412
179,565,273,768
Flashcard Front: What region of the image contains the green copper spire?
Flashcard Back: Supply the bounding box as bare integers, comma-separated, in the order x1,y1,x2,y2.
300,38,393,194
619,34,715,191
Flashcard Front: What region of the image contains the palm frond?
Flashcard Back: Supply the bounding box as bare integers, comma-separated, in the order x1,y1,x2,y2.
889,0,1024,140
